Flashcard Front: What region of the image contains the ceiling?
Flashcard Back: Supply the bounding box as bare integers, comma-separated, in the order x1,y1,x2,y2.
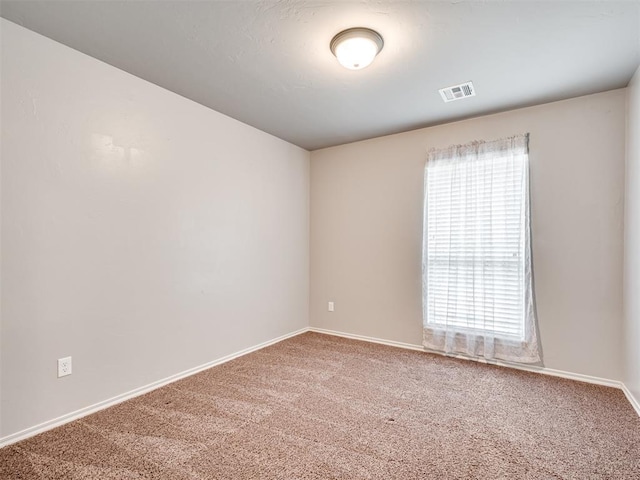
1,1,639,151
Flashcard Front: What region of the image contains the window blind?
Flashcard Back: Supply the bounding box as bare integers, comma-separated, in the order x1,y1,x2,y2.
424,147,527,340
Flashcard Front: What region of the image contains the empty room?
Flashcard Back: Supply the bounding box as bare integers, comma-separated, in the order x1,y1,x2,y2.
1,0,639,478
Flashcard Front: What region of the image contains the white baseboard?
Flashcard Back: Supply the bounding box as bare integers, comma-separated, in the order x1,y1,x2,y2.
621,383,640,417
308,327,639,415
309,326,425,352
0,327,309,449
3,325,638,449
535,366,622,388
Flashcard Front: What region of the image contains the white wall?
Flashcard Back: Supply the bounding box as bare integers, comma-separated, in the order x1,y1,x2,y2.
625,65,640,404
311,90,626,381
0,19,309,438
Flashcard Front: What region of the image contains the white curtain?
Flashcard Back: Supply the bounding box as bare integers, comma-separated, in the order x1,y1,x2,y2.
422,134,541,364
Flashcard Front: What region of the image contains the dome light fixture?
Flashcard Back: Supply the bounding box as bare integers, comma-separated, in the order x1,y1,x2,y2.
330,27,384,70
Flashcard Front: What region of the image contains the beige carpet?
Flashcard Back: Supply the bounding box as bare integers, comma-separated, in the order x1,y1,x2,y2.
1,332,639,479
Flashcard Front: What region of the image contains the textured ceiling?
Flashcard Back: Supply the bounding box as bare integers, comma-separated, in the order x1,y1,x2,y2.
1,1,639,150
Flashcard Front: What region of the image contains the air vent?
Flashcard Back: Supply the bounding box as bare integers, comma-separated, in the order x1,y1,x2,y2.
439,81,476,102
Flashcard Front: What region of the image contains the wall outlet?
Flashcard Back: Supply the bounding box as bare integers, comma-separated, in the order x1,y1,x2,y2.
58,356,72,378
328,301,335,312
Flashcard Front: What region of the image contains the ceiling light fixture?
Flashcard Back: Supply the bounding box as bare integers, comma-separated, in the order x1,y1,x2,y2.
330,27,384,70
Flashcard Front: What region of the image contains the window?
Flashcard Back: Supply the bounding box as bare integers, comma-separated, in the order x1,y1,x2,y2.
422,134,541,364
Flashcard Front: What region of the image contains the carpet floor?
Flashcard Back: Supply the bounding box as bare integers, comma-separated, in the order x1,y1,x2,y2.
1,332,639,479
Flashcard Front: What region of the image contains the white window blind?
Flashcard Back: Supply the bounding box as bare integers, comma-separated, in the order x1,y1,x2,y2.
422,134,541,364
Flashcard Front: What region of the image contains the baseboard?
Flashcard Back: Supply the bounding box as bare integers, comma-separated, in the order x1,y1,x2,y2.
621,383,640,417
308,326,425,352
0,327,309,449
3,325,637,448
309,327,639,415
535,366,622,389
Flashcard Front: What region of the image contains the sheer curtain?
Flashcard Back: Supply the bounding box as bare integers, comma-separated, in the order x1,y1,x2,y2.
422,134,541,364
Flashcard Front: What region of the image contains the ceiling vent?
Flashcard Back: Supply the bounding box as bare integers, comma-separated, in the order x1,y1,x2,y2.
439,81,475,102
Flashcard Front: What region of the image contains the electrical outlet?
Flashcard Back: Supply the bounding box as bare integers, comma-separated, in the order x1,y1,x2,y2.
58,356,72,378
328,301,335,312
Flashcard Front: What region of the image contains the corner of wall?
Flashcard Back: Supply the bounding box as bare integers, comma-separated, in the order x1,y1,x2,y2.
623,63,640,409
